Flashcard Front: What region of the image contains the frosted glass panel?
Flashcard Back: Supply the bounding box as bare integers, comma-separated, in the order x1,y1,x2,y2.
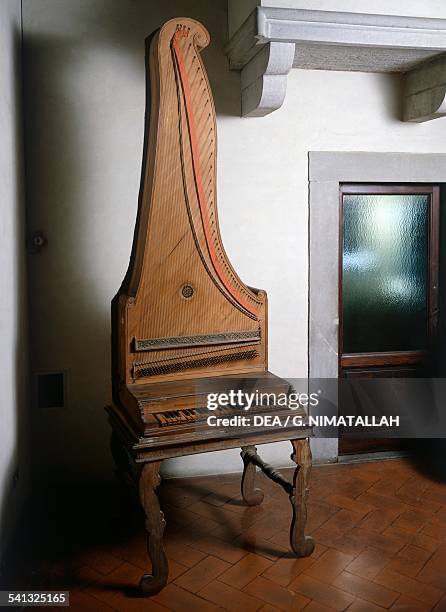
342,194,429,353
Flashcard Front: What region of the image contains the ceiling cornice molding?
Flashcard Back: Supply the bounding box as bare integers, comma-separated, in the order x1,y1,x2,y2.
225,7,446,120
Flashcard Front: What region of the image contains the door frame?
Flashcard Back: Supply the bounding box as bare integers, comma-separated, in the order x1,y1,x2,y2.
308,152,446,461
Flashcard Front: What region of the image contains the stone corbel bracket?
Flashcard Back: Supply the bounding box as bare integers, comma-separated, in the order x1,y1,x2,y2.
226,9,295,117
225,7,446,120
240,42,295,117
404,54,446,122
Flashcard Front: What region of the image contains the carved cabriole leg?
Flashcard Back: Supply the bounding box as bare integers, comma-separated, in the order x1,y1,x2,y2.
289,439,315,557
139,461,168,596
241,445,264,505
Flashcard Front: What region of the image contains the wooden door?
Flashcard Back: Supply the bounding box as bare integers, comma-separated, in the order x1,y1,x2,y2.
339,184,440,454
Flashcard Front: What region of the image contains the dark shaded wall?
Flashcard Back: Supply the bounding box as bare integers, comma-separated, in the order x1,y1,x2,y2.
0,0,29,567
22,0,238,484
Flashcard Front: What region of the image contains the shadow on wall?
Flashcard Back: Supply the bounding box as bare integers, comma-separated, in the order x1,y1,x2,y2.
22,0,240,487
0,16,29,575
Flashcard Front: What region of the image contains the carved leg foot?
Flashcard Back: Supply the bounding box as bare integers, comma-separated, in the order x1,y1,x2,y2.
139,462,168,596
289,439,315,557
241,445,264,505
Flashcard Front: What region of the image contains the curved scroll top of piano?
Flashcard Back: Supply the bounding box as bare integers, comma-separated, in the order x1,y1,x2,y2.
112,17,268,404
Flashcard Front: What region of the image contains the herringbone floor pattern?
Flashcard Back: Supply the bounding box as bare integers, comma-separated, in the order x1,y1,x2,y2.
27,458,446,611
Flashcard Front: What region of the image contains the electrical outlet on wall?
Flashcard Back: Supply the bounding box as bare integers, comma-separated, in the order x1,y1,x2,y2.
35,371,66,409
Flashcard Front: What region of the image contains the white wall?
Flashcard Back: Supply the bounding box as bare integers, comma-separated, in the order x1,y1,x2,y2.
0,0,28,561
22,0,446,480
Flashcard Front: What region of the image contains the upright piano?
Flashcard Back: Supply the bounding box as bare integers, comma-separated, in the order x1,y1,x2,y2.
107,16,314,596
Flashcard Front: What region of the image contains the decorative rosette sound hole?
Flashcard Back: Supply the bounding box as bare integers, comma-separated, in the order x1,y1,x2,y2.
181,284,194,299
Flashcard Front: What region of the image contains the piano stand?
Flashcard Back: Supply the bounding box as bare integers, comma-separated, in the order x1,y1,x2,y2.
108,411,314,597
241,441,315,557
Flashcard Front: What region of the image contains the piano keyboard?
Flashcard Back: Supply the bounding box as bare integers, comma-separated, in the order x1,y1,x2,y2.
154,405,240,426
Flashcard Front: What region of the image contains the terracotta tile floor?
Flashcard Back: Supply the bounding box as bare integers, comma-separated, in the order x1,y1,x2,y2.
16,457,446,611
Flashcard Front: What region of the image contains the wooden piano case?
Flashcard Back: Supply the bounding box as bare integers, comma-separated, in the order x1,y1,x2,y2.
107,17,314,596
